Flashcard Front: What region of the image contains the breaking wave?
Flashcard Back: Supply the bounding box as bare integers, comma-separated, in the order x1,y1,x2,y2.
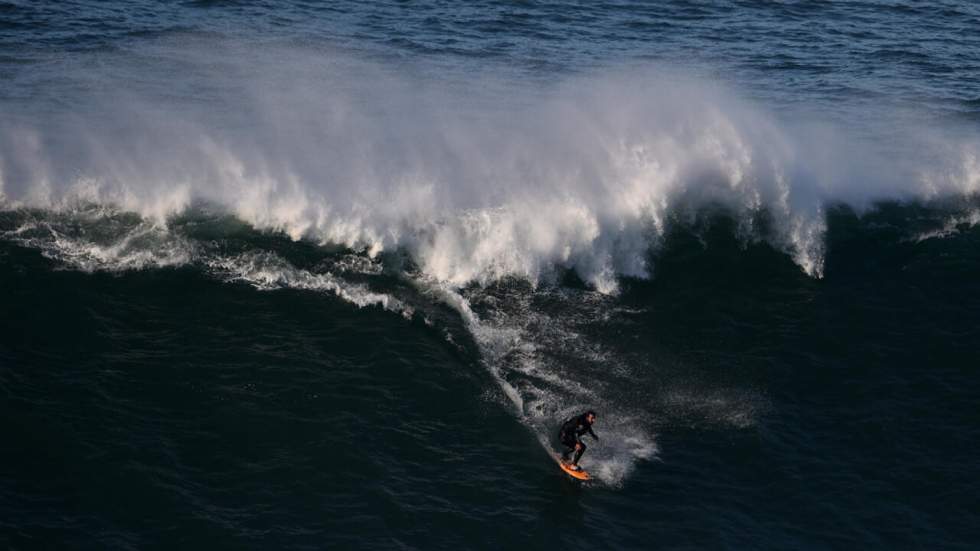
2,41,977,294
3,40,979,486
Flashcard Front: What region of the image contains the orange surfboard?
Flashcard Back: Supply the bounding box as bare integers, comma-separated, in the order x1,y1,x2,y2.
554,453,590,480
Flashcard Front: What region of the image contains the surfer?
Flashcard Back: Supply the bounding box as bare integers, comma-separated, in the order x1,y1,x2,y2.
558,410,598,471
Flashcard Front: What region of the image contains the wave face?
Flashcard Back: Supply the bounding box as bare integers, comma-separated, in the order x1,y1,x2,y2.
3,198,979,548
2,1,980,549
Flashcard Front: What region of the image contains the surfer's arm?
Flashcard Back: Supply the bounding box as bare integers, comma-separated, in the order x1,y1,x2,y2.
587,426,598,440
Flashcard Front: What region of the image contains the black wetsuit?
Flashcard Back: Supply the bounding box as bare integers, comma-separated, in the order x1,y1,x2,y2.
558,413,598,465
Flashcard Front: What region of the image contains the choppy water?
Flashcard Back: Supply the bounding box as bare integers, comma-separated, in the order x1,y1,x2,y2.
2,1,979,549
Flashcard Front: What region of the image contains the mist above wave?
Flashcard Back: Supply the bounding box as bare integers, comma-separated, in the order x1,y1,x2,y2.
1,39,977,292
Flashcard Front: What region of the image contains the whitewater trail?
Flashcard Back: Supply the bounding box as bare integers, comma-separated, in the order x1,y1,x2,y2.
422,280,659,486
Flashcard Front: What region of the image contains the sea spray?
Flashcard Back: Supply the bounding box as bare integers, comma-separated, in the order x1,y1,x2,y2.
4,42,977,291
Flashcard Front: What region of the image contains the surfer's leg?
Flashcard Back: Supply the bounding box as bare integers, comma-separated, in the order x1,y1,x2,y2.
560,433,576,461
572,441,586,465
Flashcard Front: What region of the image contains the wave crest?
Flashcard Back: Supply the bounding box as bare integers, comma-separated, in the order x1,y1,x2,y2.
1,44,978,291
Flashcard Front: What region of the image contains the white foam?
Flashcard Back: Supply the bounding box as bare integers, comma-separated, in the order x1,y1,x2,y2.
206,251,409,315
912,208,980,242
4,45,976,292
658,387,768,430
2,217,194,272
0,210,408,317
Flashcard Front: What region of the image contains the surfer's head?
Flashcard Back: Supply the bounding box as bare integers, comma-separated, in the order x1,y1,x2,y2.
585,410,596,424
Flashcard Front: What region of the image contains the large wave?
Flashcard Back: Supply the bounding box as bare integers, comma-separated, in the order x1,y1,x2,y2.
2,39,979,485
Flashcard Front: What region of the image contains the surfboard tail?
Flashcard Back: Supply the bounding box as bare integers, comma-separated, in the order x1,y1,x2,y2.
554,453,590,480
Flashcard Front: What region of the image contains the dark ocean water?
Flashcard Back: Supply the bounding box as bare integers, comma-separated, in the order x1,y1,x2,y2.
2,1,980,549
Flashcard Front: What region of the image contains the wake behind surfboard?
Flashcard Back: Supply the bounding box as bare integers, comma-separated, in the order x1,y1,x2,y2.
553,453,590,480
